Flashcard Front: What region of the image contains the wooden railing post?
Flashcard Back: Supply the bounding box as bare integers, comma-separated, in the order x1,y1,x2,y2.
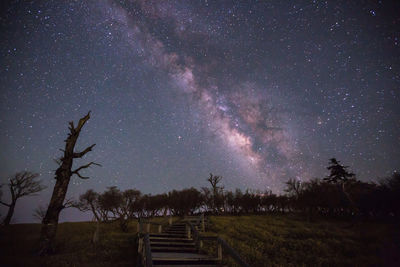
186,224,191,239
217,242,222,261
168,216,172,225
146,223,150,233
144,233,153,267
201,213,205,232
138,235,143,253
158,225,162,233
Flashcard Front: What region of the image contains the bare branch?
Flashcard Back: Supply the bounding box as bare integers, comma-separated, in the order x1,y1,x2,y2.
72,162,101,179
73,162,102,173
68,121,75,134
0,200,11,207
73,144,96,158
33,204,47,222
75,111,91,133
74,172,90,179
54,158,63,166
8,172,47,199
62,198,78,209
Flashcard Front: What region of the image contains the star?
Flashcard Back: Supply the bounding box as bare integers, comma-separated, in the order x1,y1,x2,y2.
0,0,399,222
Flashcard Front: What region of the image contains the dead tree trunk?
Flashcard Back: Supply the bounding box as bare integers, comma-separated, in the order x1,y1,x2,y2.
92,218,100,249
39,111,100,255
3,202,15,225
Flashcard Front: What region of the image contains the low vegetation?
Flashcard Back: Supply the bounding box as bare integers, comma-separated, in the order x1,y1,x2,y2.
1,215,398,266
207,215,400,266
0,221,138,267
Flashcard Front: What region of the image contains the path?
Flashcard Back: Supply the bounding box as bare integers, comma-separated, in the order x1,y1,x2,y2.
149,217,219,266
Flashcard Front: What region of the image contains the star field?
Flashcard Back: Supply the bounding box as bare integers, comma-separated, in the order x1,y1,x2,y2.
0,0,399,222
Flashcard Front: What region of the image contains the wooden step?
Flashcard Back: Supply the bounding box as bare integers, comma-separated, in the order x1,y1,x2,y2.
148,218,217,266
164,233,187,236
165,229,186,232
169,224,186,227
154,265,217,267
166,228,186,231
150,237,194,243
165,231,187,234
151,246,198,253
152,252,215,260
150,242,195,247
167,227,186,230
150,233,187,238
152,257,219,266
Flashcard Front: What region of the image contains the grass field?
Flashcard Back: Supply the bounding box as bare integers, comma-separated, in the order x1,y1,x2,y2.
0,221,138,267
206,215,400,266
0,215,399,266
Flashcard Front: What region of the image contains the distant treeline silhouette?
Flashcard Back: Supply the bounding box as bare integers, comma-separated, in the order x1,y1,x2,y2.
73,159,399,231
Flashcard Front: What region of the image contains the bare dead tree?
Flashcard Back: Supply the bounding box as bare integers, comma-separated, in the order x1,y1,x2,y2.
207,173,224,213
284,178,302,199
207,173,223,193
39,111,100,255
33,204,48,222
0,171,45,225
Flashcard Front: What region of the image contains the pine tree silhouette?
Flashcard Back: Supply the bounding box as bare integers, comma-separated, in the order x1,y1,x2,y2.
324,158,355,184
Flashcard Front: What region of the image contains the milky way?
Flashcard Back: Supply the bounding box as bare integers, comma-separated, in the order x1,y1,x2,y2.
98,0,306,187
0,0,399,222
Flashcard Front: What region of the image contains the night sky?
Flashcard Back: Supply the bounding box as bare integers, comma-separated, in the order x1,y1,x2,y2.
0,0,399,223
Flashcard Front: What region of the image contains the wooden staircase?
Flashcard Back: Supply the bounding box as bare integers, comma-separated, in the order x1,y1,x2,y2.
149,219,219,266
137,215,249,267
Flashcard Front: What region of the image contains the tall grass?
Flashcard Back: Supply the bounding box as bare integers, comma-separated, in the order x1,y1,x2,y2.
1,215,398,266
207,215,400,266
0,221,138,267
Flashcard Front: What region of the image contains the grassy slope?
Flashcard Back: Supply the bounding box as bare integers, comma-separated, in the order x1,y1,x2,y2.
0,221,138,267
207,215,400,267
1,215,399,267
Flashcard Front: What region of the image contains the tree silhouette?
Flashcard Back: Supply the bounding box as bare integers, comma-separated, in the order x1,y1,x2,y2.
0,171,45,225
122,189,142,219
323,158,359,218
167,188,202,216
33,204,48,222
377,172,400,217
77,189,101,222
39,111,100,254
324,158,355,184
284,178,302,199
98,186,131,231
207,173,223,213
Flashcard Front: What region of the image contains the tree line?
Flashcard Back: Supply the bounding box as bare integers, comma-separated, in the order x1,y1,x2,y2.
72,163,400,232
2,161,399,231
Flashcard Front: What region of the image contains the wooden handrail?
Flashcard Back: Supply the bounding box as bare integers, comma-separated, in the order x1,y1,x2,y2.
144,233,153,267
138,216,173,234
184,215,249,267
217,237,249,267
